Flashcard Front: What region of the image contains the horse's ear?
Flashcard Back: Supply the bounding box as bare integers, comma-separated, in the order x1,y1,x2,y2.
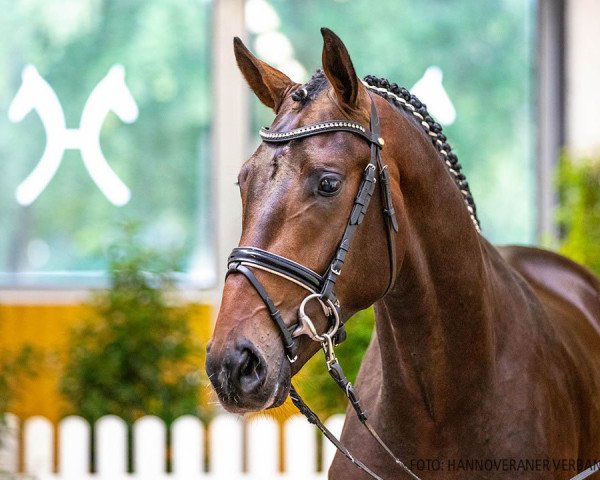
233,37,294,112
321,28,368,112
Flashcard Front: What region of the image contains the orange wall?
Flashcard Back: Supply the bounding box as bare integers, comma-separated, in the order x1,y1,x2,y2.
0,302,213,422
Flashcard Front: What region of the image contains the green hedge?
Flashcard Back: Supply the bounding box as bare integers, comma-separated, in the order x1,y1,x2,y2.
59,225,210,425
558,154,600,276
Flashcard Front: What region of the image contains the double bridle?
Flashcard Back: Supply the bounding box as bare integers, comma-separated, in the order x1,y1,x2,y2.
228,99,397,360
226,96,421,480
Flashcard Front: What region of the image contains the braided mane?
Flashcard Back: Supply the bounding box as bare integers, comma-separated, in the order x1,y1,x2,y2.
292,71,480,232
363,75,480,232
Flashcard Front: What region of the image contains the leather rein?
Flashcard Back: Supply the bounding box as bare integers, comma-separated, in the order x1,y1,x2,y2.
226,98,421,480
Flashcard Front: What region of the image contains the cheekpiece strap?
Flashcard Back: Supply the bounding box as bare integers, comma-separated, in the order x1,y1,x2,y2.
226,263,298,361
319,100,386,303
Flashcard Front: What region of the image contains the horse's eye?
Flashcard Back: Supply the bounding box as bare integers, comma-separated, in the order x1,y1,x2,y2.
318,175,342,196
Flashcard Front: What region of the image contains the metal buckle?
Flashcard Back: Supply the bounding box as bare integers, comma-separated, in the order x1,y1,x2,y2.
322,333,337,368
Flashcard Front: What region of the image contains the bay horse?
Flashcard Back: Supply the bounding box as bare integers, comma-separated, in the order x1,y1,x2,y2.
206,28,600,479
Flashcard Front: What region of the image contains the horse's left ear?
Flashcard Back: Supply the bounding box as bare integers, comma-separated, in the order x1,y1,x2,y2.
321,28,369,112
233,37,295,112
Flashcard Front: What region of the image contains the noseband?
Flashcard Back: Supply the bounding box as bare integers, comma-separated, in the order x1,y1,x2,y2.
227,98,398,362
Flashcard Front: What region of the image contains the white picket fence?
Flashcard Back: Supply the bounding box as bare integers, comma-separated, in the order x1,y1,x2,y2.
0,412,345,479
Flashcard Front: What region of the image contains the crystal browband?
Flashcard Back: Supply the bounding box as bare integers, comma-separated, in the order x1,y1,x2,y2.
259,120,383,147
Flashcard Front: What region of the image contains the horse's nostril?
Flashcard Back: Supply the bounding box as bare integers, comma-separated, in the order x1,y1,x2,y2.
206,342,268,404
236,346,266,394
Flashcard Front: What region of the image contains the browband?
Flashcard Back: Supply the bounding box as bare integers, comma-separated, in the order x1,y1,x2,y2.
260,119,384,148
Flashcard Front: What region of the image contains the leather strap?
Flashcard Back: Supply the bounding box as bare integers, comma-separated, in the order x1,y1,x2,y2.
377,157,398,296
326,358,421,479
260,119,381,146
569,462,600,480
229,247,323,294
290,342,422,479
228,248,343,349
289,385,384,480
320,99,397,302
226,263,298,362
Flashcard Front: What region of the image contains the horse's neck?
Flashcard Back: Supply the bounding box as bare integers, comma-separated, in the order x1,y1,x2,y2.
374,121,498,425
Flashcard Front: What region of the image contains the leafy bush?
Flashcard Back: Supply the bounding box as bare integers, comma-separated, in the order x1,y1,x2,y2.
557,154,600,275
60,225,208,425
0,345,40,423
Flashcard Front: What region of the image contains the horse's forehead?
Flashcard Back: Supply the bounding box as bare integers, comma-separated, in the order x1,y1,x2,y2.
247,144,296,188
248,89,371,178
273,90,337,129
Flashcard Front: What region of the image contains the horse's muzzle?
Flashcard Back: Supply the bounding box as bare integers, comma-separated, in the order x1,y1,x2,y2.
205,339,289,413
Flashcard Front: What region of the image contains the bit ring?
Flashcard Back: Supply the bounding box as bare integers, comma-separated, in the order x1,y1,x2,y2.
293,293,340,342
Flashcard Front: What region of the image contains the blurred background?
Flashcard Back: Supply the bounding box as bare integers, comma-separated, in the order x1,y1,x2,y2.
0,0,599,476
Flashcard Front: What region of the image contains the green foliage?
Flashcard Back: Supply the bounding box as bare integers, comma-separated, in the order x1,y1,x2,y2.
557,154,600,275
0,345,40,421
296,309,375,417
59,225,207,424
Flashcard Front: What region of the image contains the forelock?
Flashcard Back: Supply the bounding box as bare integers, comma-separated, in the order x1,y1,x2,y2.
291,70,329,104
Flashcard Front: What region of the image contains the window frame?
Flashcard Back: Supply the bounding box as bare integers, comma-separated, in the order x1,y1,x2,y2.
537,0,565,241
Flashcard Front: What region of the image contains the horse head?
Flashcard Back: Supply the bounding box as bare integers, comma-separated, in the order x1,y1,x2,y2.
206,29,415,413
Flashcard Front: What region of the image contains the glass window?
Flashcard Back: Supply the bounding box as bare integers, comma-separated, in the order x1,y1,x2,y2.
247,0,537,244
0,1,214,287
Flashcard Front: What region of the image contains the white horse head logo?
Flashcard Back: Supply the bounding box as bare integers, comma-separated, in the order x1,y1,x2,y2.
8,64,138,206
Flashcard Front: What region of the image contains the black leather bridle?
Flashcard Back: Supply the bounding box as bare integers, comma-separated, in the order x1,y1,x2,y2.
225,97,422,480
227,98,398,362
